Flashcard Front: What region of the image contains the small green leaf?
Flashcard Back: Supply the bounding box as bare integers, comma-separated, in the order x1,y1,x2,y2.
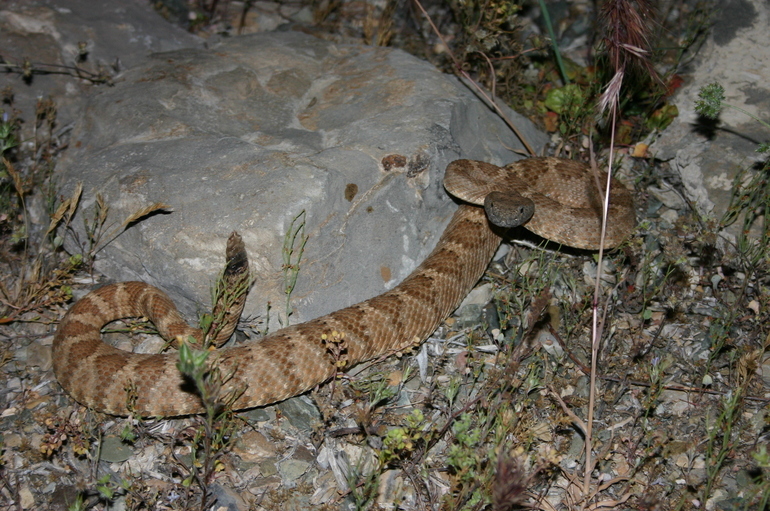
199,312,213,333
646,104,679,131
544,83,586,115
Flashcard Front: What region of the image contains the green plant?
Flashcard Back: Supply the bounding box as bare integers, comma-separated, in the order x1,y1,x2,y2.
702,349,761,503
379,408,434,467
0,122,84,322
280,209,308,325
66,494,86,511
445,0,523,84
0,110,23,244
543,82,592,137
696,79,770,373
202,233,252,347
696,82,770,154
699,82,770,274
344,453,380,511
495,247,562,333
748,445,770,510
65,474,137,510
446,412,488,509
535,0,569,85
0,112,18,154
637,354,671,427
94,474,131,502
176,339,243,510
637,242,688,322
445,375,462,410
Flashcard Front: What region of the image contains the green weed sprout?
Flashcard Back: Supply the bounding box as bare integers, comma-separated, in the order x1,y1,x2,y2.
281,209,308,325
0,115,18,155
177,338,240,507
696,82,770,153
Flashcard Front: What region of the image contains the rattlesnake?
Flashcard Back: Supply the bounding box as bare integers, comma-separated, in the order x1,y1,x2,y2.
53,158,635,416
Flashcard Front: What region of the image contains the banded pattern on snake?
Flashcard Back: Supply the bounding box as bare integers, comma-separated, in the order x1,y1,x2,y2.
53,158,634,416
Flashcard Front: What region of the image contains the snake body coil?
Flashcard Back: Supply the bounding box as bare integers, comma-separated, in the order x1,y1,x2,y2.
53,158,634,416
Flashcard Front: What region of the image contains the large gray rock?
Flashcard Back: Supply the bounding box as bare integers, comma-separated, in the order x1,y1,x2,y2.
57,30,547,327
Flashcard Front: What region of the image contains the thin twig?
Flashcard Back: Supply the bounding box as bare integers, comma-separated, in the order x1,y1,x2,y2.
411,0,536,157
548,385,587,435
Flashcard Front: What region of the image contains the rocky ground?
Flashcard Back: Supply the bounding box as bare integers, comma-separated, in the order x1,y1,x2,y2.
1,0,769,510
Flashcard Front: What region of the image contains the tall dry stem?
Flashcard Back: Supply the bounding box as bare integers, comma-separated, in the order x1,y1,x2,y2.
584,0,657,503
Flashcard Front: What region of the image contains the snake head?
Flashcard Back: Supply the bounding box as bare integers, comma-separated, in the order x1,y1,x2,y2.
483,191,535,228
